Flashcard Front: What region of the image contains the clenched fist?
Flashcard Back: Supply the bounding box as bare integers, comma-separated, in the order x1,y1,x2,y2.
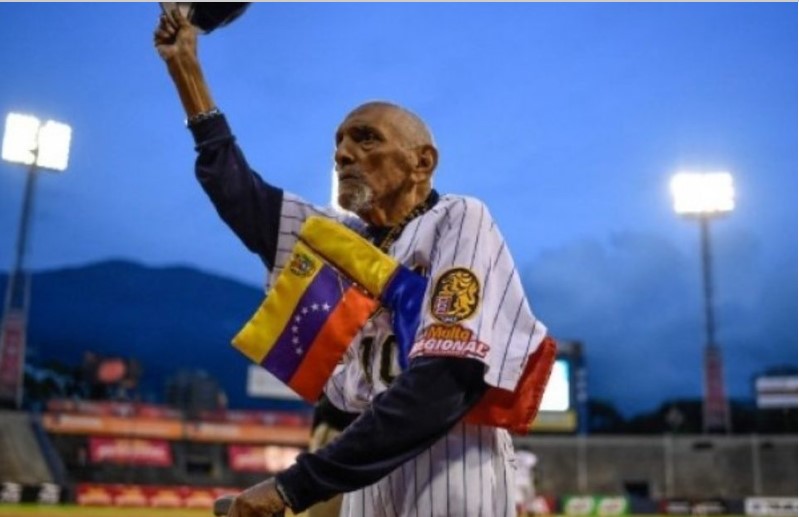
222,478,288,517
152,6,215,118
153,8,197,64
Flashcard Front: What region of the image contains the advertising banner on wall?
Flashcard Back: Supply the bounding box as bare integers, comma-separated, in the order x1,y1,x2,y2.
47,399,182,419
755,376,798,409
88,437,173,466
228,444,302,472
185,421,309,445
76,484,114,506
745,497,798,516
44,412,311,444
112,485,150,507
660,498,731,515
182,487,218,509
42,413,183,439
562,496,629,516
76,484,239,508
144,486,184,508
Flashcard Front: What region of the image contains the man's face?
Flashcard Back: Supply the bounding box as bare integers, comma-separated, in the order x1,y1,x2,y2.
334,105,417,218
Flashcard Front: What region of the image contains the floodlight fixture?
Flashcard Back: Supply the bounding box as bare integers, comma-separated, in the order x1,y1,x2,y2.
670,172,735,217
0,111,72,408
2,113,40,166
36,120,72,172
670,169,735,433
2,112,72,172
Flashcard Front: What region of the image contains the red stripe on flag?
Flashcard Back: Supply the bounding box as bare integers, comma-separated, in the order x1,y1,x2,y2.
288,286,378,401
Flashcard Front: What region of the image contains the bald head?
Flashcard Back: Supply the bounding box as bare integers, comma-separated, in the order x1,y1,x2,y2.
347,101,436,150
334,100,439,225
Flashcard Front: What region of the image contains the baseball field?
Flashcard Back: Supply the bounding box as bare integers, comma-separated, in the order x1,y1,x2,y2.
0,507,207,517
0,506,303,517
0,508,749,517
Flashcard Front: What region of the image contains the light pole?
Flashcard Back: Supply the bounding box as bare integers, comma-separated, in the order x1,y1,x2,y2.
670,171,735,433
0,113,72,408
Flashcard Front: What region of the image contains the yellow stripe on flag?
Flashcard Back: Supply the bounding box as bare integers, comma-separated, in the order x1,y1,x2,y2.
300,217,398,297
232,241,324,363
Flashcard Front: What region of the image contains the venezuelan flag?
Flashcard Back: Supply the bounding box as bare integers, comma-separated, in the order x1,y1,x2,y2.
233,240,379,402
233,217,427,401
300,217,428,369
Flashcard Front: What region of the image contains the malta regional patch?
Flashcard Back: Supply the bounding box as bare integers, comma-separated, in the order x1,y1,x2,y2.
288,251,317,277
430,267,480,323
410,324,490,360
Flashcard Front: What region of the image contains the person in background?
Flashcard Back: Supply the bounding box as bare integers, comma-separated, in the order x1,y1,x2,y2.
514,447,539,516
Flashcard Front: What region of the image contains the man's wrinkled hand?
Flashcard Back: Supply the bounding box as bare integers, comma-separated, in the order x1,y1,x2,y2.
153,7,198,63
227,478,287,517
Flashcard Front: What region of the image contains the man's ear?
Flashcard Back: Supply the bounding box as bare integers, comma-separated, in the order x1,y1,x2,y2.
412,144,438,182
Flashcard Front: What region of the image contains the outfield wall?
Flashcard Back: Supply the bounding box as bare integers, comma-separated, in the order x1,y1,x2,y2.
514,434,797,499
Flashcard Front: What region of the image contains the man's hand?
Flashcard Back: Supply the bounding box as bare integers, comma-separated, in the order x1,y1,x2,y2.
227,478,288,517
153,8,197,64
152,6,215,118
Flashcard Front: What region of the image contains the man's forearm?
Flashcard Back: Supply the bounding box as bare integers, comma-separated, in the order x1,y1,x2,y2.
166,55,215,118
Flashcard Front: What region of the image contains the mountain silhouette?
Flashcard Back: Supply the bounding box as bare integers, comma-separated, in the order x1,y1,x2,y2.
0,260,306,410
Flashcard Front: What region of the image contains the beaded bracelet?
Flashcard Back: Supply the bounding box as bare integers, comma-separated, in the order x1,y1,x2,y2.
186,107,222,127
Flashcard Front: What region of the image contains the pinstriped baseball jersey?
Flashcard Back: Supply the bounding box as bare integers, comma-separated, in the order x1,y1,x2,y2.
271,191,547,516
339,421,516,517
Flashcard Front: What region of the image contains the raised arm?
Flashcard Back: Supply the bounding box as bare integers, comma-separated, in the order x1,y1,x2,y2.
154,9,286,270
153,8,215,119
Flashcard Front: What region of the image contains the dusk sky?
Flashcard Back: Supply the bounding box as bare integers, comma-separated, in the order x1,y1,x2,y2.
0,3,795,414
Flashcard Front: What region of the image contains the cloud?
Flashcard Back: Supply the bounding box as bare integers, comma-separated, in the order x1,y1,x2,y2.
522,230,796,416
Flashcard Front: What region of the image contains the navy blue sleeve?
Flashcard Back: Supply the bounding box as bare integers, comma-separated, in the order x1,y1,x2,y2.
189,115,283,270
275,356,489,512
312,394,359,432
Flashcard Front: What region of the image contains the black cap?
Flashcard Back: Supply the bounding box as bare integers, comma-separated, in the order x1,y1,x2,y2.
189,3,250,34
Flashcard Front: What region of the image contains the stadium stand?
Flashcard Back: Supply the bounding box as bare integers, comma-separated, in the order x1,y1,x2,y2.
41,399,311,490
0,410,53,484
31,414,68,486
26,398,796,511
516,434,798,499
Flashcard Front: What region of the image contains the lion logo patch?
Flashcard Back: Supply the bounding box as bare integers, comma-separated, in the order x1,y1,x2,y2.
430,267,480,323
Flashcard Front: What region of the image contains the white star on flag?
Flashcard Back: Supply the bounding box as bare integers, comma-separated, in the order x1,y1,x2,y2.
311,303,319,311
322,302,331,312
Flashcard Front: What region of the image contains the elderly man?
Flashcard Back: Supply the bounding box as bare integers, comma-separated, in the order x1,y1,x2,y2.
155,8,552,517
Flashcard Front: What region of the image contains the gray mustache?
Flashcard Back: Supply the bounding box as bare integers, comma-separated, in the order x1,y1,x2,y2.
336,166,364,181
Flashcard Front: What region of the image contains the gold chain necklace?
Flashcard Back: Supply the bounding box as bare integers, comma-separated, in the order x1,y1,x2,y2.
375,191,438,252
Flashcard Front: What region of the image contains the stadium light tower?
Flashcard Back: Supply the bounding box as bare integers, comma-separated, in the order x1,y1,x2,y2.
670,171,734,433
0,112,72,408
